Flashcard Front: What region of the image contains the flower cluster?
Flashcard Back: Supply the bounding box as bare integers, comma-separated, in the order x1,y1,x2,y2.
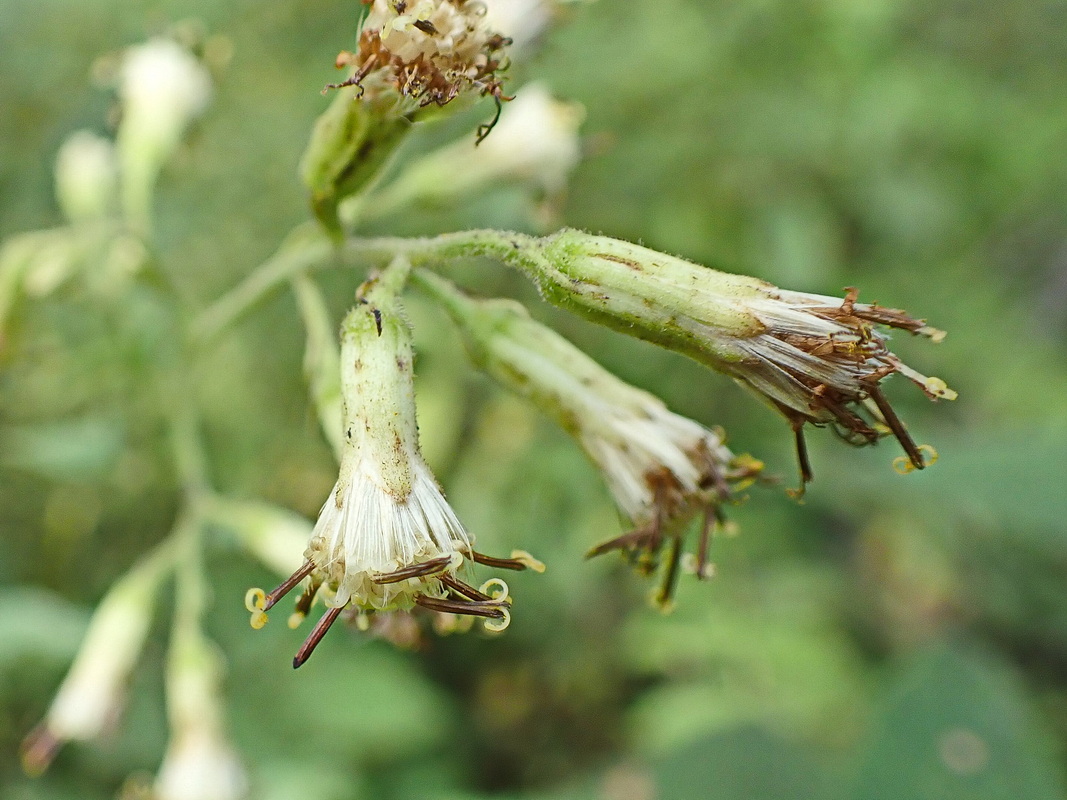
474,229,956,488
416,270,762,607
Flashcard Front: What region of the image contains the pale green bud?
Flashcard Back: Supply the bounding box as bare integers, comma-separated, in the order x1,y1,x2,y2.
357,84,583,221
299,86,410,237
54,131,118,224
116,38,212,233
156,627,247,800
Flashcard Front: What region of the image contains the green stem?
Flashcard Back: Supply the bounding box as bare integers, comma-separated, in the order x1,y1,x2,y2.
189,224,334,347
191,228,544,343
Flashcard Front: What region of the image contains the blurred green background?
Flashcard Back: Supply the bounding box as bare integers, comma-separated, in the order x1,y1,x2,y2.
3,1,1067,798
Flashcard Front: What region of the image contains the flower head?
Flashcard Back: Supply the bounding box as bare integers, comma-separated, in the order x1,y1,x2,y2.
494,230,956,489
246,261,541,666
330,0,511,126
115,37,212,231
155,625,247,800
415,270,761,607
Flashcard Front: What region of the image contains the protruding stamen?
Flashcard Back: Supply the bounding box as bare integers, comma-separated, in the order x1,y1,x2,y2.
263,560,316,611
470,549,544,572
652,535,683,612
439,574,494,603
372,555,453,584
790,424,813,497
695,508,717,580
866,383,924,470
245,588,266,613
414,594,507,619
293,604,346,669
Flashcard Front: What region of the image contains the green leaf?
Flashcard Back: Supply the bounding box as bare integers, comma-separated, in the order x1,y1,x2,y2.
852,644,1067,800
654,726,845,800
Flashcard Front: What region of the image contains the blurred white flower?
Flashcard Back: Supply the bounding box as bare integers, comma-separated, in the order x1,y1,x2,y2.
483,0,553,53
54,130,118,223
116,37,212,231
155,727,247,800
155,627,247,800
357,83,583,221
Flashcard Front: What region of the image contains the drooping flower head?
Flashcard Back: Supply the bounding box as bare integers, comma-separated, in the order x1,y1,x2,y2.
246,259,541,666
478,230,956,490
331,0,511,130
415,270,762,608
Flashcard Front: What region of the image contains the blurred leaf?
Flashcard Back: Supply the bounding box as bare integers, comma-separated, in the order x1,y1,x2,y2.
654,726,845,800
0,417,124,481
0,587,88,667
852,644,1067,800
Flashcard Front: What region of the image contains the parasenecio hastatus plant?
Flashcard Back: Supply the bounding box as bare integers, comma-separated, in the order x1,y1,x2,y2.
5,0,954,795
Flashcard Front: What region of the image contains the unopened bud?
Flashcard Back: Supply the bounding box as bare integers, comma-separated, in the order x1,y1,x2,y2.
54,131,118,223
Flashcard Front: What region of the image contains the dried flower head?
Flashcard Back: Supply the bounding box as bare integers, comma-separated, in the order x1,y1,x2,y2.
246,262,541,667
729,285,956,486
492,230,956,489
415,270,762,608
330,0,511,134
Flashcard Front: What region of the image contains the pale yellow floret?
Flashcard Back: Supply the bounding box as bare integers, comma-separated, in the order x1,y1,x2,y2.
479,578,510,601
924,377,957,401
244,588,265,613
287,612,306,630
509,550,546,573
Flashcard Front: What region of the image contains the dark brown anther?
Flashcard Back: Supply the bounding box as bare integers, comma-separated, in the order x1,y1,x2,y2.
792,424,813,494
293,604,347,669
372,307,383,336
415,594,506,619
475,94,504,145
585,524,655,558
413,19,438,34
695,509,718,580
439,574,493,602
264,560,316,611
866,383,925,469
372,555,453,584
293,577,322,619
469,550,531,571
